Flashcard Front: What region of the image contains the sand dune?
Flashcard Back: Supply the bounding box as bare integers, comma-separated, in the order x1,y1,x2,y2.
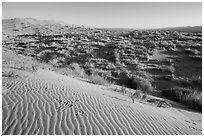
2,69,202,135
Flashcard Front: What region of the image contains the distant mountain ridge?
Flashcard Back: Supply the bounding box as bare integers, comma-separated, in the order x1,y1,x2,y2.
99,26,202,33
155,26,202,33
3,18,202,34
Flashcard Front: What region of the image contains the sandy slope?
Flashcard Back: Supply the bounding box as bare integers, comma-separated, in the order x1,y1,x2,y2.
2,69,202,135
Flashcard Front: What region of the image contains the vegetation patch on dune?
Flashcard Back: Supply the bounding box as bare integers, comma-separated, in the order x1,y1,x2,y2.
162,87,202,111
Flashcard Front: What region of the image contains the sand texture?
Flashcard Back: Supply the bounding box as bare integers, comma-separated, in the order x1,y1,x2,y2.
2,69,202,135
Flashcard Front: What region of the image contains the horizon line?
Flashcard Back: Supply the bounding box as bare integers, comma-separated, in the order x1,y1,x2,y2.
2,17,202,30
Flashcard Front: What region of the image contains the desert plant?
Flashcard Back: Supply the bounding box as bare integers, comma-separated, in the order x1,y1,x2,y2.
49,57,66,67
141,93,147,100
133,71,149,79
162,87,202,111
88,74,108,85
185,48,199,55
37,49,55,63
69,63,86,78
120,86,129,94
159,41,170,48
176,88,202,110
189,55,202,60
2,71,15,77
174,76,202,89
128,76,153,93
159,65,175,74
131,91,141,103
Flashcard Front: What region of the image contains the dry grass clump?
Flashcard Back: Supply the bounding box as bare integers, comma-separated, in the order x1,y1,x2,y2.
174,76,202,88
37,49,55,63
128,75,153,93
188,55,202,60
162,87,202,111
185,48,200,55
88,74,108,85
2,71,15,77
120,86,129,94
159,58,173,64
159,65,175,74
58,62,110,85
133,71,150,79
68,63,87,78
49,57,66,67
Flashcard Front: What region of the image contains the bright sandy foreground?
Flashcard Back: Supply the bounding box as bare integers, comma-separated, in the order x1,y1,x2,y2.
2,69,202,135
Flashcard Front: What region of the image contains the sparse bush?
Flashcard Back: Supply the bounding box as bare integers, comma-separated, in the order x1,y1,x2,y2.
135,63,144,70
69,63,86,78
160,58,173,65
120,86,129,94
174,76,202,89
88,74,108,85
162,87,202,111
133,71,149,79
191,76,202,86
141,93,147,100
185,48,199,55
159,65,175,74
49,57,66,67
57,49,70,57
58,68,73,76
189,55,202,60
159,41,170,49
60,63,111,85
37,50,55,63
106,62,116,70
2,71,15,77
128,76,153,93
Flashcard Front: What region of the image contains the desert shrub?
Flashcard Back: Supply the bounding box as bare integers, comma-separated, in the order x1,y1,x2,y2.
2,71,15,77
127,76,153,93
98,70,112,80
131,91,141,99
174,76,202,89
154,75,173,81
133,71,149,79
136,52,149,60
57,49,70,57
141,93,147,100
160,58,173,65
106,62,116,70
58,68,73,76
37,49,55,63
69,63,86,78
185,48,199,55
135,63,144,70
84,62,95,69
89,41,105,47
159,41,171,49
49,57,66,67
159,65,175,74
114,51,120,64
88,74,108,85
191,76,202,86
162,87,202,111
120,86,129,94
84,62,95,74
189,55,202,60
143,40,156,48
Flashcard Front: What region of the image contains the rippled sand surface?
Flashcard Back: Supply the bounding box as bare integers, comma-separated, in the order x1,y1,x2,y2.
2,70,202,135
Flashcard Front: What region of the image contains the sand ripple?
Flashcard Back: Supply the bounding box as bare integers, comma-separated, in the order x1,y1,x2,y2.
2,70,202,135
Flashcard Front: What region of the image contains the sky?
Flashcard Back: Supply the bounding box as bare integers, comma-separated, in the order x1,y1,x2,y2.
2,2,202,29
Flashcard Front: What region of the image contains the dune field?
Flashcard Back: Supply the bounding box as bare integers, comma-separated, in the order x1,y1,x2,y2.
2,69,202,135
